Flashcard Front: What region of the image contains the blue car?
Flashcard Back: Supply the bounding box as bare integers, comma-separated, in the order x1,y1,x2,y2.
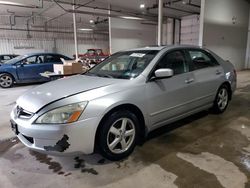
0,53,72,88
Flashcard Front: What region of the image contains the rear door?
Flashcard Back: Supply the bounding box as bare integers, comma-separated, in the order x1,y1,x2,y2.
185,49,224,106
146,50,197,128
16,55,46,81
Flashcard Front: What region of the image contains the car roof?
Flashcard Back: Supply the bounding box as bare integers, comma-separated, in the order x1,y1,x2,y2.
124,45,203,52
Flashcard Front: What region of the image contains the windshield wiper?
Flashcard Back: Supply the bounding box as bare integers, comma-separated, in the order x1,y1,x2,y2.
96,73,114,78
85,72,97,76
85,72,113,78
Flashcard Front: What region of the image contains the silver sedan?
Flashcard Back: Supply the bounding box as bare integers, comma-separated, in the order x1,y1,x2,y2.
10,46,237,160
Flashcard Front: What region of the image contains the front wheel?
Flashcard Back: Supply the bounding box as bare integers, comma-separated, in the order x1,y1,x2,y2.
97,110,139,161
212,85,230,114
0,73,14,88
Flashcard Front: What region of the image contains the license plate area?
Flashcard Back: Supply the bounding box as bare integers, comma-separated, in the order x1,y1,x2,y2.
10,120,19,135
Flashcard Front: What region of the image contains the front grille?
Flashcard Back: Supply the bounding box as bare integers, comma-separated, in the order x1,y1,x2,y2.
16,106,34,119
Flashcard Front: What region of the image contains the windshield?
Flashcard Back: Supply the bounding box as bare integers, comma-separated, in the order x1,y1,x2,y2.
86,50,159,79
87,50,95,55
4,55,27,64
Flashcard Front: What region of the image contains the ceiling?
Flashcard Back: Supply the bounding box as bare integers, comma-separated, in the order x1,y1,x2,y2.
0,0,201,32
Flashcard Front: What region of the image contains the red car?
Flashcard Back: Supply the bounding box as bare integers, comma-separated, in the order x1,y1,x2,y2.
74,49,109,64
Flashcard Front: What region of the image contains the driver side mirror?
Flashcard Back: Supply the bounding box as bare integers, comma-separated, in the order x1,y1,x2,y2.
16,60,25,67
154,68,174,79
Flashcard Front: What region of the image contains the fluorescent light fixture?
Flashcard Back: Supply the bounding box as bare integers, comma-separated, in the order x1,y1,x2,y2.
89,19,94,24
0,1,37,8
120,16,143,20
182,0,187,4
140,4,145,9
78,28,93,31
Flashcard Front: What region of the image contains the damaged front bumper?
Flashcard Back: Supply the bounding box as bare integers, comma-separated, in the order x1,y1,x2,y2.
10,110,100,155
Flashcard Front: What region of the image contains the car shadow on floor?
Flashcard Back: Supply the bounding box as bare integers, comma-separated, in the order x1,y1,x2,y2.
13,82,45,88
73,110,210,167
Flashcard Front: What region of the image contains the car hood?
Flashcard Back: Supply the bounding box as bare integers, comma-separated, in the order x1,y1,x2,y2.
0,63,12,67
16,75,122,113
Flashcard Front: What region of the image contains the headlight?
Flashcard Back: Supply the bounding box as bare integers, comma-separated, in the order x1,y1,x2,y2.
35,101,88,124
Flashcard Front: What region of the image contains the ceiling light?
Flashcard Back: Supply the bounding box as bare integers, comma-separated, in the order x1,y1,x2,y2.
89,19,94,24
182,0,187,4
0,1,37,8
78,28,93,31
120,16,143,20
140,4,145,9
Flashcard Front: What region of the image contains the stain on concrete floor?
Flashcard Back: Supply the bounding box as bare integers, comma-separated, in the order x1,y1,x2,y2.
29,150,63,174
0,138,19,155
0,71,250,188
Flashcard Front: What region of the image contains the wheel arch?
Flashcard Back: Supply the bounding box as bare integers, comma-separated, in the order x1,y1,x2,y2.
220,81,232,100
0,72,16,81
94,103,146,151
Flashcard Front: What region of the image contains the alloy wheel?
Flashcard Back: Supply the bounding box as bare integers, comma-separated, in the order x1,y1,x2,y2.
217,88,228,111
107,118,136,154
0,75,13,88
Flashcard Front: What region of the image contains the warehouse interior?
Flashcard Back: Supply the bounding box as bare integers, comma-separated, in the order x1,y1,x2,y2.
0,0,250,187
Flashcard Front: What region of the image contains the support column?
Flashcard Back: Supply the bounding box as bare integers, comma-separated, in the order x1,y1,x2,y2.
108,4,112,55
198,0,205,46
157,0,163,46
72,0,78,59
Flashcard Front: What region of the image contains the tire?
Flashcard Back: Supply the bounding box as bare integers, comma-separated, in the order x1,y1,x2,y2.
97,110,139,161
0,73,14,88
212,85,230,114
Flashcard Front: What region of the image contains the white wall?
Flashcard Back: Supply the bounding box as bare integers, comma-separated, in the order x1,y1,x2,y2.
181,15,200,45
162,18,180,45
110,18,157,53
202,0,249,70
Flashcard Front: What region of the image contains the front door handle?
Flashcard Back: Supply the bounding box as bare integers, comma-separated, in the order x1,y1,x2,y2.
216,70,222,75
185,78,194,84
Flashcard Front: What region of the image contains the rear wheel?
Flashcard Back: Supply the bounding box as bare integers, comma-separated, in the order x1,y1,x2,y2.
212,85,229,114
97,110,139,161
0,73,14,88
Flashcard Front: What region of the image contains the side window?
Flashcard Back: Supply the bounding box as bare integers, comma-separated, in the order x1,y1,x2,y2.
188,50,218,70
23,55,44,65
23,56,37,64
1,56,11,63
45,55,62,63
156,50,188,75
4,56,11,61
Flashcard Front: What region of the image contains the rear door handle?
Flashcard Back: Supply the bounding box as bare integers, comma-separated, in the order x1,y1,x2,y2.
185,78,194,84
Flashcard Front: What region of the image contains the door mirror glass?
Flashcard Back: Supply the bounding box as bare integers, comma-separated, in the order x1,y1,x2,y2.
154,68,173,78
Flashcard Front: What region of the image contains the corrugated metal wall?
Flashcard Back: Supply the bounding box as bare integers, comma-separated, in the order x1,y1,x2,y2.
181,15,200,45
0,29,109,57
0,38,54,54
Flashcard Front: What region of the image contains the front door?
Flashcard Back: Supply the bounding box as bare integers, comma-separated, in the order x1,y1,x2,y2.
16,55,46,81
146,50,196,128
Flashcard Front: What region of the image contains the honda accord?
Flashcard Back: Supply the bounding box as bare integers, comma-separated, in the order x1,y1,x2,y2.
10,46,237,160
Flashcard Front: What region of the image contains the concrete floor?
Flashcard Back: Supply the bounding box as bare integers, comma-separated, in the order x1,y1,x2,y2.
0,71,250,188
